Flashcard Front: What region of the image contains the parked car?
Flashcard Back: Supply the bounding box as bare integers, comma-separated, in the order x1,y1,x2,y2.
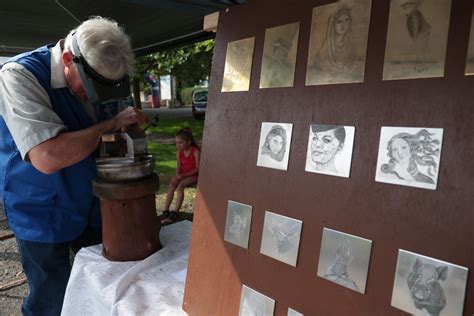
191,89,208,119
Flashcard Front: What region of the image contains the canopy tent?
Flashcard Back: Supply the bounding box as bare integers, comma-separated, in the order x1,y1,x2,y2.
0,0,246,57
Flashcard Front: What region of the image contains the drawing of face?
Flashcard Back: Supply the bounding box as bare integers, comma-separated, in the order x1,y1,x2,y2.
261,125,287,162
334,13,351,36
311,129,341,165
407,259,447,315
229,214,246,236
269,135,284,156
391,138,411,164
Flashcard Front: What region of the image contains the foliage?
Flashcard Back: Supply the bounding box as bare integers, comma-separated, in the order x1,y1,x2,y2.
179,87,194,105
135,40,215,96
147,116,204,175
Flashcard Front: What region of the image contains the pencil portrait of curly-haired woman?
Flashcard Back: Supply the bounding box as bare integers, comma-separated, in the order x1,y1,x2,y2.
376,127,443,190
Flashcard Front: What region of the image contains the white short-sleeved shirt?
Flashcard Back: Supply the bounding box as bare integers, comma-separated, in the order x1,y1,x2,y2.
0,41,95,160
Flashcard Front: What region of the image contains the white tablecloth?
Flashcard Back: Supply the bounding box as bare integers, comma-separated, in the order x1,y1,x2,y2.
61,221,192,316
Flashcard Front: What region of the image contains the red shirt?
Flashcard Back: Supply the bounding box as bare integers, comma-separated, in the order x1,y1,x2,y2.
179,146,198,174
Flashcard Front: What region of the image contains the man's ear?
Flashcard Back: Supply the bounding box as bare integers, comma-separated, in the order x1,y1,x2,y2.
62,50,74,66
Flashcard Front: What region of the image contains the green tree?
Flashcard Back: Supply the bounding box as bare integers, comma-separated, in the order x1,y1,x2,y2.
135,39,214,94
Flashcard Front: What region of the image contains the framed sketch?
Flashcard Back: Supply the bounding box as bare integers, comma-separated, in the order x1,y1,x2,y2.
288,307,303,316
223,200,252,249
375,127,443,190
383,0,452,80
239,285,275,316
260,211,303,267
257,122,293,171
222,37,255,92
317,228,372,294
306,0,372,85
259,22,300,89
391,249,469,316
305,125,355,178
465,8,474,75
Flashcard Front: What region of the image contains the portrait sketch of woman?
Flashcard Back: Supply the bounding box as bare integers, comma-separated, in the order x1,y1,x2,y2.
222,37,255,92
257,122,293,171
391,250,469,316
306,0,372,86
383,0,452,80
305,124,355,178
375,127,444,190
465,8,474,75
259,22,300,89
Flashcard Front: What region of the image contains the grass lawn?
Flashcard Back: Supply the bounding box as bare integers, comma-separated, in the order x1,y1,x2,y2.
146,116,204,214
150,117,204,140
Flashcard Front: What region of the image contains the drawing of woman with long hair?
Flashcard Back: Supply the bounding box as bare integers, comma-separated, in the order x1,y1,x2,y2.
314,5,356,76
260,125,287,162
381,129,440,184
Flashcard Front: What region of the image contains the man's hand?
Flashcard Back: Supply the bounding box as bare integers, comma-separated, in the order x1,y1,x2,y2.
111,107,148,131
28,107,148,174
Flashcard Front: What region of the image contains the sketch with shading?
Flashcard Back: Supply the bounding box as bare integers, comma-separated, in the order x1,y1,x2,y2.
222,37,255,92
407,258,447,315
288,307,303,316
269,221,297,255
239,285,275,316
257,122,293,171
224,201,252,249
229,212,247,237
317,228,372,294
392,250,469,316
324,238,359,292
376,127,443,190
381,130,439,183
465,8,474,75
261,125,287,162
305,125,355,178
260,211,302,267
260,22,300,88
383,0,452,80
306,0,372,85
402,0,431,73
315,5,355,75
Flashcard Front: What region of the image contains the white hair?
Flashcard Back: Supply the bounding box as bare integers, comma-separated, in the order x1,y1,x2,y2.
64,16,134,80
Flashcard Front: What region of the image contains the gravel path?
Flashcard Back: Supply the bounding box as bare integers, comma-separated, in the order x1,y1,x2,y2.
0,203,27,316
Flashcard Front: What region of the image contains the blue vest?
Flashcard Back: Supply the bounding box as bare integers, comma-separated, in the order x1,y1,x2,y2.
0,45,102,243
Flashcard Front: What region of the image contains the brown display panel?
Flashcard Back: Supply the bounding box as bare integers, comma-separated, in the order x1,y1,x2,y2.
183,0,474,315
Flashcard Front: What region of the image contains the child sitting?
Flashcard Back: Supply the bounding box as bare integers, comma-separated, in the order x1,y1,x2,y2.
162,128,200,223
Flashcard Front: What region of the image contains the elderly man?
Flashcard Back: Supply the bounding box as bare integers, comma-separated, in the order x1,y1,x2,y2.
0,17,147,315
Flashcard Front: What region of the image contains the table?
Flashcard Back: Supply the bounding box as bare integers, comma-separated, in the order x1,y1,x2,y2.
61,221,192,316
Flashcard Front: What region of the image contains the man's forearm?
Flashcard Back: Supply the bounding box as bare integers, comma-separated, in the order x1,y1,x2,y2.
28,119,115,174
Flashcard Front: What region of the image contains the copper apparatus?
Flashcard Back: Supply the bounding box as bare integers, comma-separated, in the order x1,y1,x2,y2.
93,123,161,261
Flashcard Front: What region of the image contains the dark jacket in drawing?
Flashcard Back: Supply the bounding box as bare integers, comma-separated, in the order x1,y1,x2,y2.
406,8,431,41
